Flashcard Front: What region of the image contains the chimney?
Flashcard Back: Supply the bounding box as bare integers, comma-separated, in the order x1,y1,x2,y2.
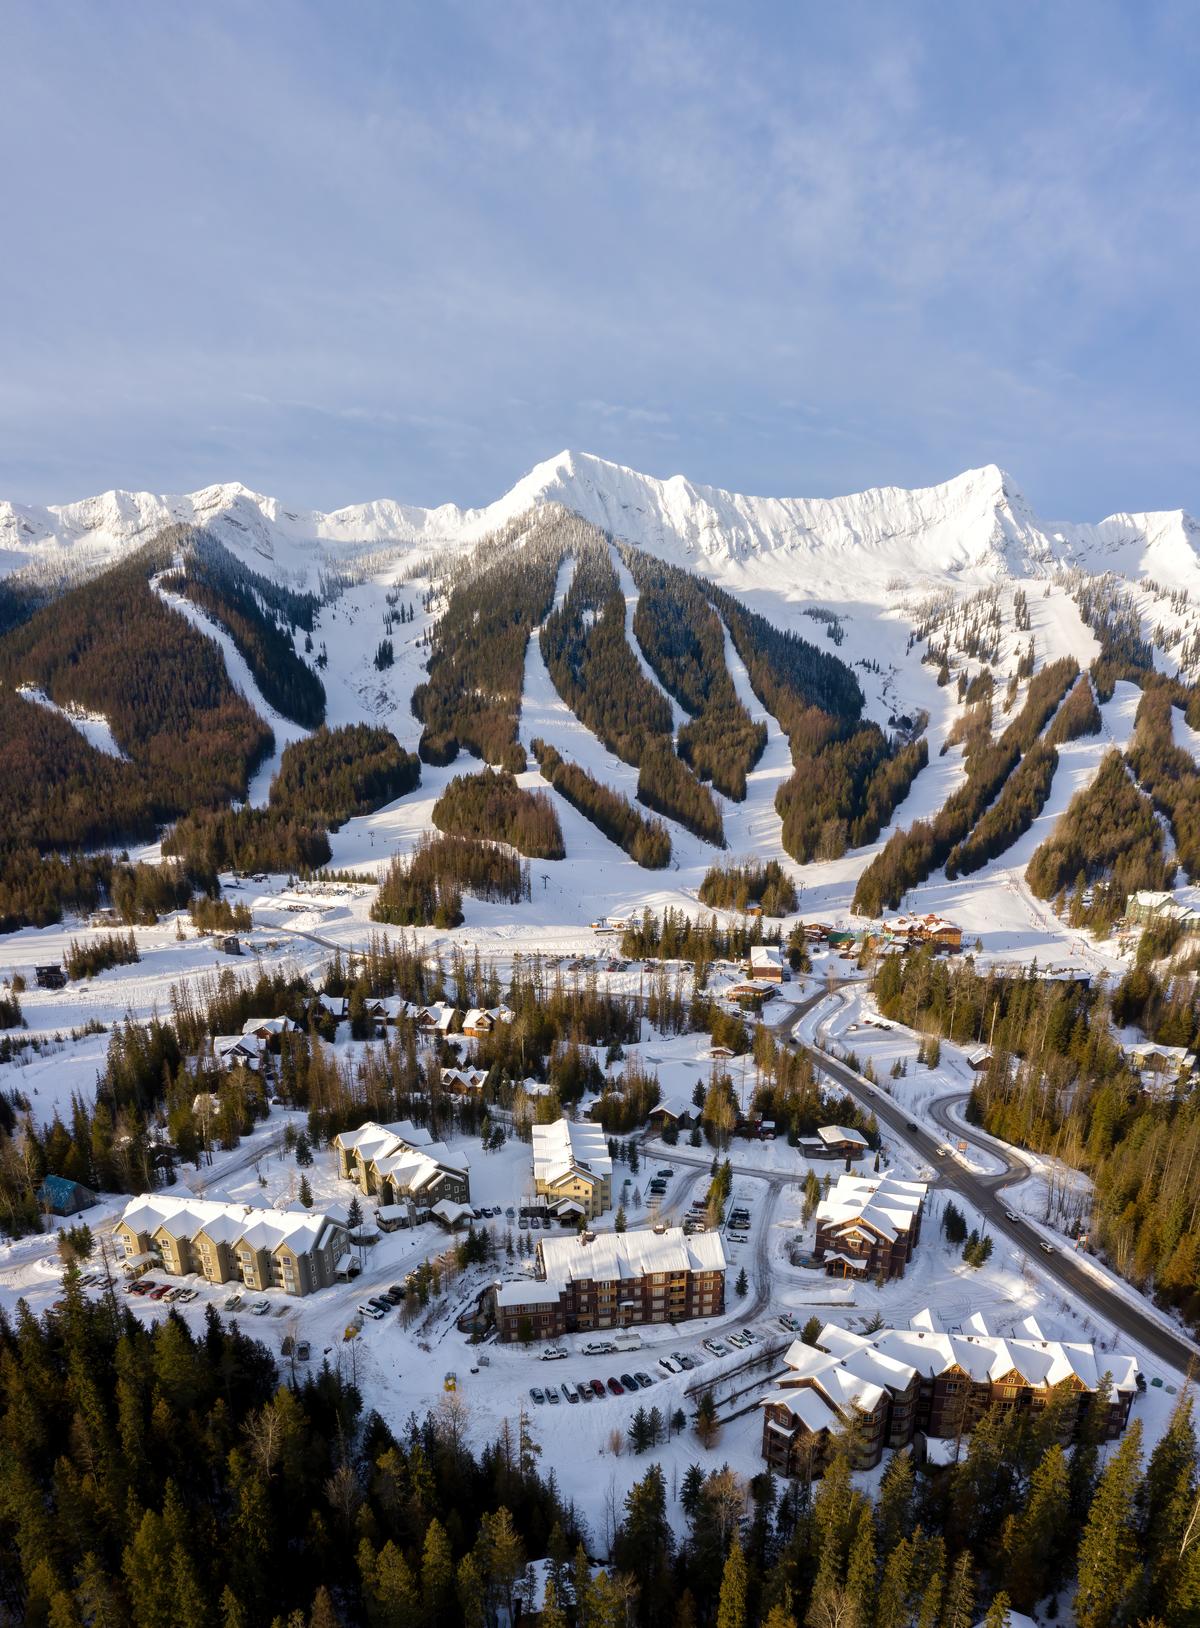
581,1231,595,1245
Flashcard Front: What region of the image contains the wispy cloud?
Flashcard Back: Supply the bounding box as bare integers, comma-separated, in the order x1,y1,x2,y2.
0,0,1197,517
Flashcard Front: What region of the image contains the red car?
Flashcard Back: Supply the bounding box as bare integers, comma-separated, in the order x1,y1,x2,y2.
607,1376,624,1396
590,1379,607,1399
149,1284,172,1300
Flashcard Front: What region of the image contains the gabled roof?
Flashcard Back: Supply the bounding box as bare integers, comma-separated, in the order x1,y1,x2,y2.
536,1225,725,1292
119,1193,345,1260
533,1118,613,1188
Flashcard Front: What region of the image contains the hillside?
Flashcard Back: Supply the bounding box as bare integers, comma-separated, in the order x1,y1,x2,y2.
1,450,1199,967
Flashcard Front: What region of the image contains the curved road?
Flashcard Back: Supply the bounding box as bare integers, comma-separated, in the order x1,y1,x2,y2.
798,994,1199,1375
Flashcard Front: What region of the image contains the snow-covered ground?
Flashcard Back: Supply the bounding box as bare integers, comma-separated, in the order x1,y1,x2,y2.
16,684,126,759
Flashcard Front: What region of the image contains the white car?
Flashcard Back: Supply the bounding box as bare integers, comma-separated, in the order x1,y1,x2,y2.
357,1302,386,1321
249,1300,271,1316
703,1338,729,1357
657,1356,679,1374
540,1346,568,1361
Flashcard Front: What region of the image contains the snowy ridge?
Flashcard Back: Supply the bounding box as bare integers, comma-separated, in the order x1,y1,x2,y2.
4,452,1199,595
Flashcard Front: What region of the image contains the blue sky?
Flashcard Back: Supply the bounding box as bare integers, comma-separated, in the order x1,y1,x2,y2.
2,1,1198,519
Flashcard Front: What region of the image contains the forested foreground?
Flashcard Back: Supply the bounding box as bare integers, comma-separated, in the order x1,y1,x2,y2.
2,1293,1198,1627
875,948,1200,1330
432,769,564,860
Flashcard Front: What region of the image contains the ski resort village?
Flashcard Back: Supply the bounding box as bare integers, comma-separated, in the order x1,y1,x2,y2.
3,452,1200,1621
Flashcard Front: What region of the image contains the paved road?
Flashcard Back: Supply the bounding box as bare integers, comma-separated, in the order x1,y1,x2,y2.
798,996,1200,1375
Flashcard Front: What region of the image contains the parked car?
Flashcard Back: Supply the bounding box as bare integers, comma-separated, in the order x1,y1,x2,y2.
546,1386,561,1404
149,1284,172,1300
224,1292,242,1310
540,1346,568,1361
357,1302,385,1320
672,1352,696,1370
741,1329,757,1344
575,1382,591,1402
295,1341,311,1361
703,1338,728,1357
505,1206,515,1218
658,1356,679,1375
249,1300,271,1316
518,1217,529,1230
606,1376,624,1395
727,1333,748,1350
176,1287,199,1303
590,1379,607,1398
562,1382,579,1403
369,1296,392,1313
634,1371,654,1389
385,1285,405,1303
583,1340,617,1355
529,1387,546,1405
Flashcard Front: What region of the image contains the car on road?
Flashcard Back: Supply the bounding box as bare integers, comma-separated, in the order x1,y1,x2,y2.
590,1379,607,1398
1004,1210,1020,1223
357,1302,386,1320
607,1376,624,1395
904,1121,919,1133
529,1387,545,1405
1039,1240,1054,1255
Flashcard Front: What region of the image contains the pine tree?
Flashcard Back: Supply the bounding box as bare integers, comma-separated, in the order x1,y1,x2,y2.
999,1443,1070,1610
1074,1419,1144,1628
981,1593,1012,1628
716,1536,747,1628
541,1577,569,1628
421,1518,455,1625
735,1267,748,1297
845,1504,877,1619
940,1552,975,1628
298,1172,313,1208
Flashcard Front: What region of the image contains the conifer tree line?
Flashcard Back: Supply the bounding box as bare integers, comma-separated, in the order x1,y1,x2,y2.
371,834,531,928
165,725,421,876
412,510,568,767
1126,677,1200,881
531,739,672,868
160,544,326,728
854,657,1078,914
540,535,726,845
619,908,785,981
0,552,274,927
3,1282,1196,1626
874,947,1200,1329
621,547,767,799
1025,749,1174,922
698,860,797,916
432,769,565,860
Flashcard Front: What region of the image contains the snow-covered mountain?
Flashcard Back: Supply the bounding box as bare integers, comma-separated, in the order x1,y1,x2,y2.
3,451,1198,595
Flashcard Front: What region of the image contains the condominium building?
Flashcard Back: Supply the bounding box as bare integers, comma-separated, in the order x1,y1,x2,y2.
116,1195,347,1297
494,1224,726,1342
333,1119,470,1207
813,1173,927,1278
759,1310,1139,1478
532,1117,612,1219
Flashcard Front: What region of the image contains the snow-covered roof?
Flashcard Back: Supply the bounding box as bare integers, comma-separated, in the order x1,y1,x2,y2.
336,1120,469,1190
431,1199,474,1225
816,1173,927,1241
213,1033,262,1059
463,1005,514,1030
536,1225,725,1291
818,1125,868,1148
241,1016,298,1036
806,1320,1142,1396
748,944,784,970
532,1118,612,1189
119,1193,344,1258
759,1385,842,1435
